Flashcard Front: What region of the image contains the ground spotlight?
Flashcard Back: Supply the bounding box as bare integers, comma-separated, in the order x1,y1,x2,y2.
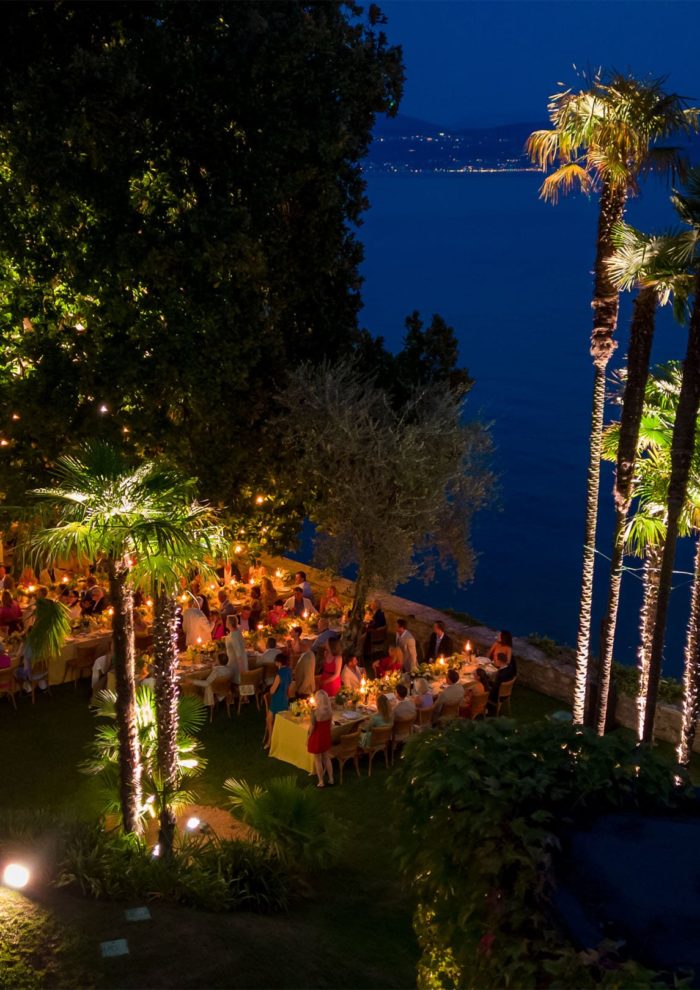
3,863,30,889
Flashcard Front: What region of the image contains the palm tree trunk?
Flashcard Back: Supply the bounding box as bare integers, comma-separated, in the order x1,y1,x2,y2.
573,180,627,724
153,589,180,856
596,287,657,734
678,535,700,768
643,274,700,743
636,542,664,741
107,559,142,834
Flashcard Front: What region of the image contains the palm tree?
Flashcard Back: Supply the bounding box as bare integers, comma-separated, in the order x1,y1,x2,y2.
643,174,700,743
527,72,698,724
595,226,692,733
27,443,210,833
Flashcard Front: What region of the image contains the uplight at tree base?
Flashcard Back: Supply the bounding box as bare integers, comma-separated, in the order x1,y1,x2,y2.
3,863,30,889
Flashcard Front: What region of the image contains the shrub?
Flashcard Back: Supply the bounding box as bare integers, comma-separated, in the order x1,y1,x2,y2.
391,719,693,989
224,776,345,870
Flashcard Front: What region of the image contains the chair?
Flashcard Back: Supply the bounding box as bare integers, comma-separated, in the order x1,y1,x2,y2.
208,675,234,721
436,700,461,726
330,729,361,784
494,677,517,717
63,643,98,688
237,667,263,714
463,690,489,721
0,667,18,709
391,715,415,764
413,702,436,731
360,724,393,777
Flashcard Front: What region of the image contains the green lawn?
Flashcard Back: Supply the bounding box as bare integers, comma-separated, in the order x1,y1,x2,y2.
4,681,694,989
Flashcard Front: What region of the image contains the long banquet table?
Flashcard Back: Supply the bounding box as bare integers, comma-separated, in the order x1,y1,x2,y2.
269,708,371,773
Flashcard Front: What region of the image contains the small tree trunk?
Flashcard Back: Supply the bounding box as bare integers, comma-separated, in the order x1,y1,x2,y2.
343,574,369,656
678,536,700,768
573,179,628,724
643,274,700,743
153,590,180,856
636,542,664,741
107,559,142,834
596,288,657,734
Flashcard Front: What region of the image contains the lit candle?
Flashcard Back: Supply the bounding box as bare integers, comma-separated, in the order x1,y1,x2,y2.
249,579,255,586
309,694,316,707
196,636,202,645
465,640,472,654
28,584,35,593
61,576,69,584
209,582,216,591
275,568,283,579
302,610,308,619
107,607,114,617
438,656,446,666
146,598,153,607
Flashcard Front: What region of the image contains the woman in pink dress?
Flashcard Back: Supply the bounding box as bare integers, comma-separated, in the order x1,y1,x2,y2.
319,638,342,697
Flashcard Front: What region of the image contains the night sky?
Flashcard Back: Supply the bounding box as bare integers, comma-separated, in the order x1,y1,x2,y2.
380,1,699,127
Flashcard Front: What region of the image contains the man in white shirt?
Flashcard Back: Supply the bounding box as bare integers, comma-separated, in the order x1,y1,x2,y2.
433,669,465,720
283,587,318,618
294,571,315,604
340,654,365,691
396,618,418,674
182,597,212,646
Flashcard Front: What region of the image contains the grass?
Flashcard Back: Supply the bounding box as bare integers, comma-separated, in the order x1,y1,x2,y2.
3,681,696,987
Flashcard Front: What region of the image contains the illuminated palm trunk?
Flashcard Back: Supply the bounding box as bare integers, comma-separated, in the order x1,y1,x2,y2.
573,180,627,724
678,536,700,767
107,559,142,834
596,288,657,734
643,274,700,742
154,590,180,856
636,542,664,740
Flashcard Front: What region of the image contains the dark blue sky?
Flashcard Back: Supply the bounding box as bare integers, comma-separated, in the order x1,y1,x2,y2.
381,1,699,127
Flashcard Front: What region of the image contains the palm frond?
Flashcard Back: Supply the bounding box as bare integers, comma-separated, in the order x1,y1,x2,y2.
540,162,593,203
24,597,71,659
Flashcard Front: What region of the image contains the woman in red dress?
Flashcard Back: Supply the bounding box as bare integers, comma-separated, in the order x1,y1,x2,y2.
307,690,334,788
319,638,342,697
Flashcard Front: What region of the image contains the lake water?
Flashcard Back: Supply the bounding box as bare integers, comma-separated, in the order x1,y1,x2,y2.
359,172,692,677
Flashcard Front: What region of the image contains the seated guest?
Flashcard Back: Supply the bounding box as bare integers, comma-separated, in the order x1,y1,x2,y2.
292,647,317,699
267,598,286,627
257,636,282,685
182,597,212,646
283,586,318,618
248,587,263,631
217,589,235,629
264,653,292,748
319,585,343,614
425,620,454,661
189,656,233,709
0,639,14,670
224,614,248,684
260,576,278,608
311,617,335,651
372,645,403,679
340,653,365,691
433,669,465,720
59,587,80,620
0,590,23,632
319,638,342,697
413,677,435,710
488,630,513,665
487,651,518,712
294,570,315,604
287,625,304,659
210,609,226,640
238,605,253,632
393,682,416,720
360,692,393,748
84,586,107,615
461,667,490,717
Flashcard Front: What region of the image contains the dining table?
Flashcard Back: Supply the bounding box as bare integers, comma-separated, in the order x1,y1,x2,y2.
269,706,373,773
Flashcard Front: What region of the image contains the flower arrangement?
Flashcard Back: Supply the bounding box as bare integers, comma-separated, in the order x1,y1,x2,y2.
374,671,403,694
182,642,217,662
335,687,361,708
289,698,313,719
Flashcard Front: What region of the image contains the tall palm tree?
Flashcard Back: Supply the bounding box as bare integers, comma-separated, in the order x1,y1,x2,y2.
527,72,698,723
643,174,700,743
595,226,692,733
128,480,225,856
27,443,208,833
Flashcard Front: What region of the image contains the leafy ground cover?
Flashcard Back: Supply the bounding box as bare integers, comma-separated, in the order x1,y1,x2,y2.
0,682,696,988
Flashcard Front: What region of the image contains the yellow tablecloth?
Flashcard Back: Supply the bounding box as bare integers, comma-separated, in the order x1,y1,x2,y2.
49,631,112,685
269,713,315,773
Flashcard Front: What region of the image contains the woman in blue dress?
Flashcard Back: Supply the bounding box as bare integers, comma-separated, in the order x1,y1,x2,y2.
264,653,292,748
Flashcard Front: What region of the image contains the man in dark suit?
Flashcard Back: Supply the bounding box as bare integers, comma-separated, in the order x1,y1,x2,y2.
425,620,454,661
487,651,518,712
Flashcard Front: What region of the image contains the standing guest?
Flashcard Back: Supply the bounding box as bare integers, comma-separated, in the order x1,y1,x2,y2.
311,617,334,651
264,653,292,748
294,571,315,604
217,589,236,630
363,598,387,660
224,615,248,685
292,646,316,699
319,584,343,614
0,590,23,633
360,692,393,748
372,645,403,678
284,586,317,618
433,669,465,721
258,636,282,685
488,630,513,665
340,654,365,691
393,682,416,720
319,638,342,697
413,677,435,710
396,618,418,674
260,576,277,608
210,609,226,640
307,690,334,788
425,620,454,661
182,597,212,646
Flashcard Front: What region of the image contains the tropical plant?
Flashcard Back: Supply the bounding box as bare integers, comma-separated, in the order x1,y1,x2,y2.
527,72,699,724
392,718,692,990
224,776,344,871
23,596,71,662
595,226,692,733
82,686,207,828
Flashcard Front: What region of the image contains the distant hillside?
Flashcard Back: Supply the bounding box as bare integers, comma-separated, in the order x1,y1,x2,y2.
368,114,700,175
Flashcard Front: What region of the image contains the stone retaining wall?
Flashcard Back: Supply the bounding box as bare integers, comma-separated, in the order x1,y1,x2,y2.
266,555,696,752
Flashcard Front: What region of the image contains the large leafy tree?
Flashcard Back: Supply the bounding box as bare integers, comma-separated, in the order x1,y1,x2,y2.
527,72,698,724
0,2,403,541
